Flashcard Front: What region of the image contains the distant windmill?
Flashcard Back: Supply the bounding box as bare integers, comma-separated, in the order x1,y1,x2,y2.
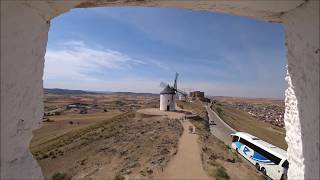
159,73,187,111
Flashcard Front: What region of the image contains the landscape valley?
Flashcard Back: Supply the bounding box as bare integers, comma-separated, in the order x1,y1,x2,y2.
31,88,287,180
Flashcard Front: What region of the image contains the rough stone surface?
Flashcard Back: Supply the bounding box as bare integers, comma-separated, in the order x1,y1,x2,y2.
0,2,49,179
75,0,305,23
282,1,320,179
1,0,318,179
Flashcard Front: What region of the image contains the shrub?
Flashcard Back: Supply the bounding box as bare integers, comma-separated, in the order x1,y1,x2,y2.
215,166,230,180
261,174,268,180
114,173,124,180
216,107,223,117
42,154,49,159
52,172,71,180
233,153,242,163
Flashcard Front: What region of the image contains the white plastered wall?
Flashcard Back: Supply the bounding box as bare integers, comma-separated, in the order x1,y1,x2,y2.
282,1,319,179
1,0,319,179
160,94,176,111
1,2,48,179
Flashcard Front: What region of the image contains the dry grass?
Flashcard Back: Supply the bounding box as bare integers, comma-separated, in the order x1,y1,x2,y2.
177,100,208,119
31,111,183,179
178,101,263,180
214,96,284,107
31,94,185,179
212,103,287,149
31,111,122,149
34,94,160,150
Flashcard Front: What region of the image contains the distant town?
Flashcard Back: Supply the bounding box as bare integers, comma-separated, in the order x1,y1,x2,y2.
212,96,285,128
227,102,284,127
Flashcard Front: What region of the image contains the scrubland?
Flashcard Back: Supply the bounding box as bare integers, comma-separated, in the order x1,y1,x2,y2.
211,102,287,149
32,94,183,179
177,100,264,180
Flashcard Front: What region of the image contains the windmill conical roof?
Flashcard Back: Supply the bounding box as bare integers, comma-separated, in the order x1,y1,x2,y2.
160,85,176,94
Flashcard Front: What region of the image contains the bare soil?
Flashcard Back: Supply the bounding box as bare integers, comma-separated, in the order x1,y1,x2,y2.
33,94,268,180
32,111,183,179
178,101,264,180
156,120,210,179
31,94,184,179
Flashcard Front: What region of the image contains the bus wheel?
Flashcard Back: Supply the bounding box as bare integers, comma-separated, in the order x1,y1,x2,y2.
255,163,260,171
236,148,239,153
261,167,267,176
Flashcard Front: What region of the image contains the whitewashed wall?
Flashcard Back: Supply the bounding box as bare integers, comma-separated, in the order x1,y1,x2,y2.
282,1,320,179
160,94,176,111
1,0,318,179
160,94,169,111
0,2,48,179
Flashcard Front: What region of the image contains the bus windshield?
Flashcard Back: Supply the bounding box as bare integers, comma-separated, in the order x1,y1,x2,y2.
282,160,289,169
232,136,239,142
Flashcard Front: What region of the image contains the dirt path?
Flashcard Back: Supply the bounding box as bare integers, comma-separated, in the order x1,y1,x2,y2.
156,120,210,180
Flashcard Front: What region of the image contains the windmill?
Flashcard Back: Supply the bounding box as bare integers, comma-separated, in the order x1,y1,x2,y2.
159,73,187,111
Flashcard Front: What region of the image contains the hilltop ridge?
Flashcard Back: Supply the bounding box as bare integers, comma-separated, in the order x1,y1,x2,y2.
44,88,158,96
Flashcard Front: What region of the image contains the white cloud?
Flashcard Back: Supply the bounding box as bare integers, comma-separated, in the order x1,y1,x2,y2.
144,58,170,71
44,77,163,93
44,40,285,99
59,40,86,47
44,40,146,81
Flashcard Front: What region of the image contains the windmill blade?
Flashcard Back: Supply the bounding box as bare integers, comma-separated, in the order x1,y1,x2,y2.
176,89,187,96
160,82,169,88
173,72,179,90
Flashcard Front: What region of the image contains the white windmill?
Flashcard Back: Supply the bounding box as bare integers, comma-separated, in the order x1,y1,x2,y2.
159,73,187,111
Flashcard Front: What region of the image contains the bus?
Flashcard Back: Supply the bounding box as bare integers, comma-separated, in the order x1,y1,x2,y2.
230,132,289,180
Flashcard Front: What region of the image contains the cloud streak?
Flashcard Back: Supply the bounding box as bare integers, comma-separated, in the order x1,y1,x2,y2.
45,8,286,99
44,40,154,81
44,40,285,98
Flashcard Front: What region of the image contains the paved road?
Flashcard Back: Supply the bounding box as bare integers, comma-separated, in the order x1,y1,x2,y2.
205,105,237,144
157,120,210,179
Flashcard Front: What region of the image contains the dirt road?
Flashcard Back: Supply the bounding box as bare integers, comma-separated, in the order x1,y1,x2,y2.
156,120,210,179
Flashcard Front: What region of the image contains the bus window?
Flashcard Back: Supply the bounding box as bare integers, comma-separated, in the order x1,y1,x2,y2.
232,136,239,142
282,160,289,169
239,137,281,164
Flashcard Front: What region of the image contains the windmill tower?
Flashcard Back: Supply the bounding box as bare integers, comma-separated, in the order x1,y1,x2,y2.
159,73,187,111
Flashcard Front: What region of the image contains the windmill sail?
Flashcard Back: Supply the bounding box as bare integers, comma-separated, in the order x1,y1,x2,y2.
176,89,187,96
160,82,169,88
159,72,185,111
173,73,179,90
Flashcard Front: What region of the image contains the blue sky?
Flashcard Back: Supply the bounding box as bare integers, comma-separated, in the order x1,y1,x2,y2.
44,7,286,98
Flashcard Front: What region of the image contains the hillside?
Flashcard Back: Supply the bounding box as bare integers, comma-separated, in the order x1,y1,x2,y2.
212,96,285,128
177,100,263,180
44,88,158,97
31,111,182,179
211,102,287,149
44,88,99,95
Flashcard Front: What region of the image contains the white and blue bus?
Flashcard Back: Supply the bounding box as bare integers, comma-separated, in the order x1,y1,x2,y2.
230,132,289,180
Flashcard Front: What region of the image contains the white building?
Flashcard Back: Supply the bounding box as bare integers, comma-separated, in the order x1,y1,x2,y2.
160,85,176,111
178,94,186,101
